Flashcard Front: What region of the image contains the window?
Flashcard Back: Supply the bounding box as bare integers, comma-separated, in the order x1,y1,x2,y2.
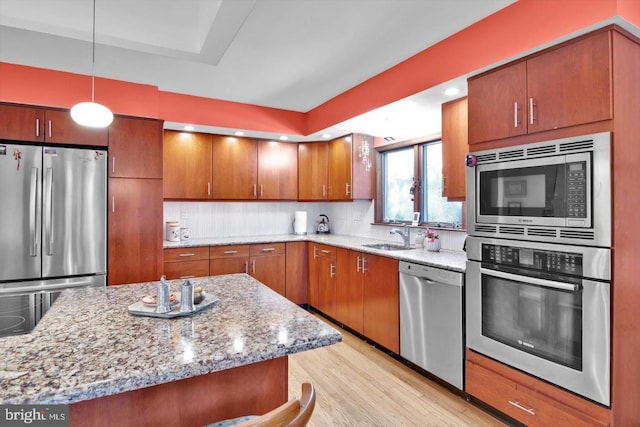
380,140,462,226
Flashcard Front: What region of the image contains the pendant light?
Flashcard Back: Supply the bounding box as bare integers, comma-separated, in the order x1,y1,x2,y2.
70,0,113,128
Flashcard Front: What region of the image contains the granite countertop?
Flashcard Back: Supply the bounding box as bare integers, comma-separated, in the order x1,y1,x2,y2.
165,234,468,272
0,275,342,405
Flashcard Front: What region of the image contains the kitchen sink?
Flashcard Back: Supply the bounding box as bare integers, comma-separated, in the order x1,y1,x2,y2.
362,243,410,251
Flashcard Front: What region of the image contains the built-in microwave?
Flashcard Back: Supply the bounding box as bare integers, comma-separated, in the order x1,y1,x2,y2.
466,132,611,247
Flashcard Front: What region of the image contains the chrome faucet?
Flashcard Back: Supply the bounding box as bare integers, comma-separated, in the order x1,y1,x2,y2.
390,225,411,248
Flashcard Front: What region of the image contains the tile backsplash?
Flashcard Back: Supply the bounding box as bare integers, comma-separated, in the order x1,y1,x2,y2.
164,200,466,251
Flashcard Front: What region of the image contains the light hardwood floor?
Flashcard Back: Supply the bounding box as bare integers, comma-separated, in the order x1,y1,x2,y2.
288,316,506,427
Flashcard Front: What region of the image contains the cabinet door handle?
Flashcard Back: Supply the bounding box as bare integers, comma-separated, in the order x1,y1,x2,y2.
207,182,211,196
508,400,535,416
322,185,326,197
253,184,257,197
35,118,40,137
223,250,239,254
330,263,336,278
320,249,331,254
356,256,362,273
529,98,536,125
313,246,318,259
261,247,276,252
112,156,116,173
260,184,264,197
178,253,195,257
112,196,115,213
345,182,350,196
48,120,52,139
251,260,256,274
361,257,368,274
513,101,520,128
244,261,249,273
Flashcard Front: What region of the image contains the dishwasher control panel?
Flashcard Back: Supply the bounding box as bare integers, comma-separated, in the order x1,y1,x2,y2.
399,261,463,286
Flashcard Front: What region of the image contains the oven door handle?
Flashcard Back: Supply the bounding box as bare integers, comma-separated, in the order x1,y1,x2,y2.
480,267,581,292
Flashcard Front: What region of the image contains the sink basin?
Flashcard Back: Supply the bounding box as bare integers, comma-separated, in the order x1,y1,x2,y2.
362,243,410,251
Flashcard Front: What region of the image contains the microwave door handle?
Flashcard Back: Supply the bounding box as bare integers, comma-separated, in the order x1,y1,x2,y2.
479,267,580,292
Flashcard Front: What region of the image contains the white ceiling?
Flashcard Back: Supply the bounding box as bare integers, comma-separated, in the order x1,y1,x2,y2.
0,0,517,141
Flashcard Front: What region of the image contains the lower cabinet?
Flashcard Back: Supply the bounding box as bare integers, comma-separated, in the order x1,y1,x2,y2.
164,246,210,280
362,254,399,354
285,242,308,305
209,245,250,275
336,248,364,334
313,245,338,319
108,178,163,285
466,350,609,427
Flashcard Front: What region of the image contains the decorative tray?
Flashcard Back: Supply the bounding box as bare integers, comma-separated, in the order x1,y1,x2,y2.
127,291,219,319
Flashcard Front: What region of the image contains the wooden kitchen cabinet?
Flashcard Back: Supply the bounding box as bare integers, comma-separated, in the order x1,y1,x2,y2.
285,242,308,305
209,245,250,275
328,135,352,200
441,97,468,200
362,254,399,353
307,243,320,307
108,116,163,179
466,350,609,427
298,142,329,200
335,248,364,334
257,140,298,200
308,243,337,316
163,246,210,280
0,103,108,146
163,130,213,199
108,178,163,285
249,243,286,296
350,133,375,199
211,135,258,199
468,30,612,144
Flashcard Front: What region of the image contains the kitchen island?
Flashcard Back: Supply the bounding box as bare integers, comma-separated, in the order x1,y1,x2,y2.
0,274,342,426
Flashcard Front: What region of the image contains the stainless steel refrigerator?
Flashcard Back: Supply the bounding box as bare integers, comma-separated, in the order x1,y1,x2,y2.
0,143,107,337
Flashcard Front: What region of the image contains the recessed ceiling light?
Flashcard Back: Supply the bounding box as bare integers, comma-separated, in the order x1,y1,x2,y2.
279,136,288,141
321,134,331,139
234,131,244,136
444,87,460,97
183,125,195,131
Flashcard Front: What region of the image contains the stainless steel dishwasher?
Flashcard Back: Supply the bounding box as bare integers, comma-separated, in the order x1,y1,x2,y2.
399,261,464,389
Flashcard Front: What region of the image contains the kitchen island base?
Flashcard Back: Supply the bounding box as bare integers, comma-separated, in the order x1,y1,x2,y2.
70,357,288,427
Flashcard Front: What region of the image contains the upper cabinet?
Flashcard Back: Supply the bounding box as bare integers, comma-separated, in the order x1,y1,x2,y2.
441,97,468,200
109,116,163,179
163,130,213,199
257,139,298,200
0,103,108,146
468,31,612,145
211,135,258,199
299,134,374,201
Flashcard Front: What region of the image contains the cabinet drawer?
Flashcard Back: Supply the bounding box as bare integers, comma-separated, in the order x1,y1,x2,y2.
466,360,607,427
312,243,336,259
209,245,250,258
164,246,210,262
250,243,285,256
163,260,209,280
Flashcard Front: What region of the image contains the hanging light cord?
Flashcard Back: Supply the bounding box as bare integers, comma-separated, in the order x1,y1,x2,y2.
91,0,96,103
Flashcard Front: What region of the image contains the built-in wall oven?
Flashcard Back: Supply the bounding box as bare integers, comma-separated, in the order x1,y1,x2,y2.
466,132,610,247
465,131,612,407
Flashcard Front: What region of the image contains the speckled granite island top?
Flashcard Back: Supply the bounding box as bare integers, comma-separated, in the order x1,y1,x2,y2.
0,274,342,405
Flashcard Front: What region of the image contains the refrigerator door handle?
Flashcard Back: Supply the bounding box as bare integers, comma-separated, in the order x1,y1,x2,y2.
0,280,94,296
29,167,38,257
44,167,54,256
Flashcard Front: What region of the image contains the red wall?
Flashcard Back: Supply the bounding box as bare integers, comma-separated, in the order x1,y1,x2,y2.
1,0,638,136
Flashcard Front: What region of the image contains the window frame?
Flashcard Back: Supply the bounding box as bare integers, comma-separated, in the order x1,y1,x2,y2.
374,137,465,228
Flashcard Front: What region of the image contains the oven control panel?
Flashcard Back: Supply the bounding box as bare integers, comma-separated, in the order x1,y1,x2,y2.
482,244,583,276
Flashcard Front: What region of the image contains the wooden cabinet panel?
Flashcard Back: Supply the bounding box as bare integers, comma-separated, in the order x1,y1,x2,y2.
527,31,612,134
164,246,209,262
468,62,527,144
257,140,298,200
210,257,248,276
351,134,375,199
249,243,285,256
363,255,399,353
251,253,286,296
0,103,44,142
317,256,337,318
108,178,163,285
466,351,609,427
285,242,308,305
212,135,257,199
307,243,320,307
44,109,108,146
441,97,468,200
163,260,210,280
327,136,352,200
163,130,212,199
209,245,250,258
335,249,364,334
109,116,163,179
298,142,328,200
